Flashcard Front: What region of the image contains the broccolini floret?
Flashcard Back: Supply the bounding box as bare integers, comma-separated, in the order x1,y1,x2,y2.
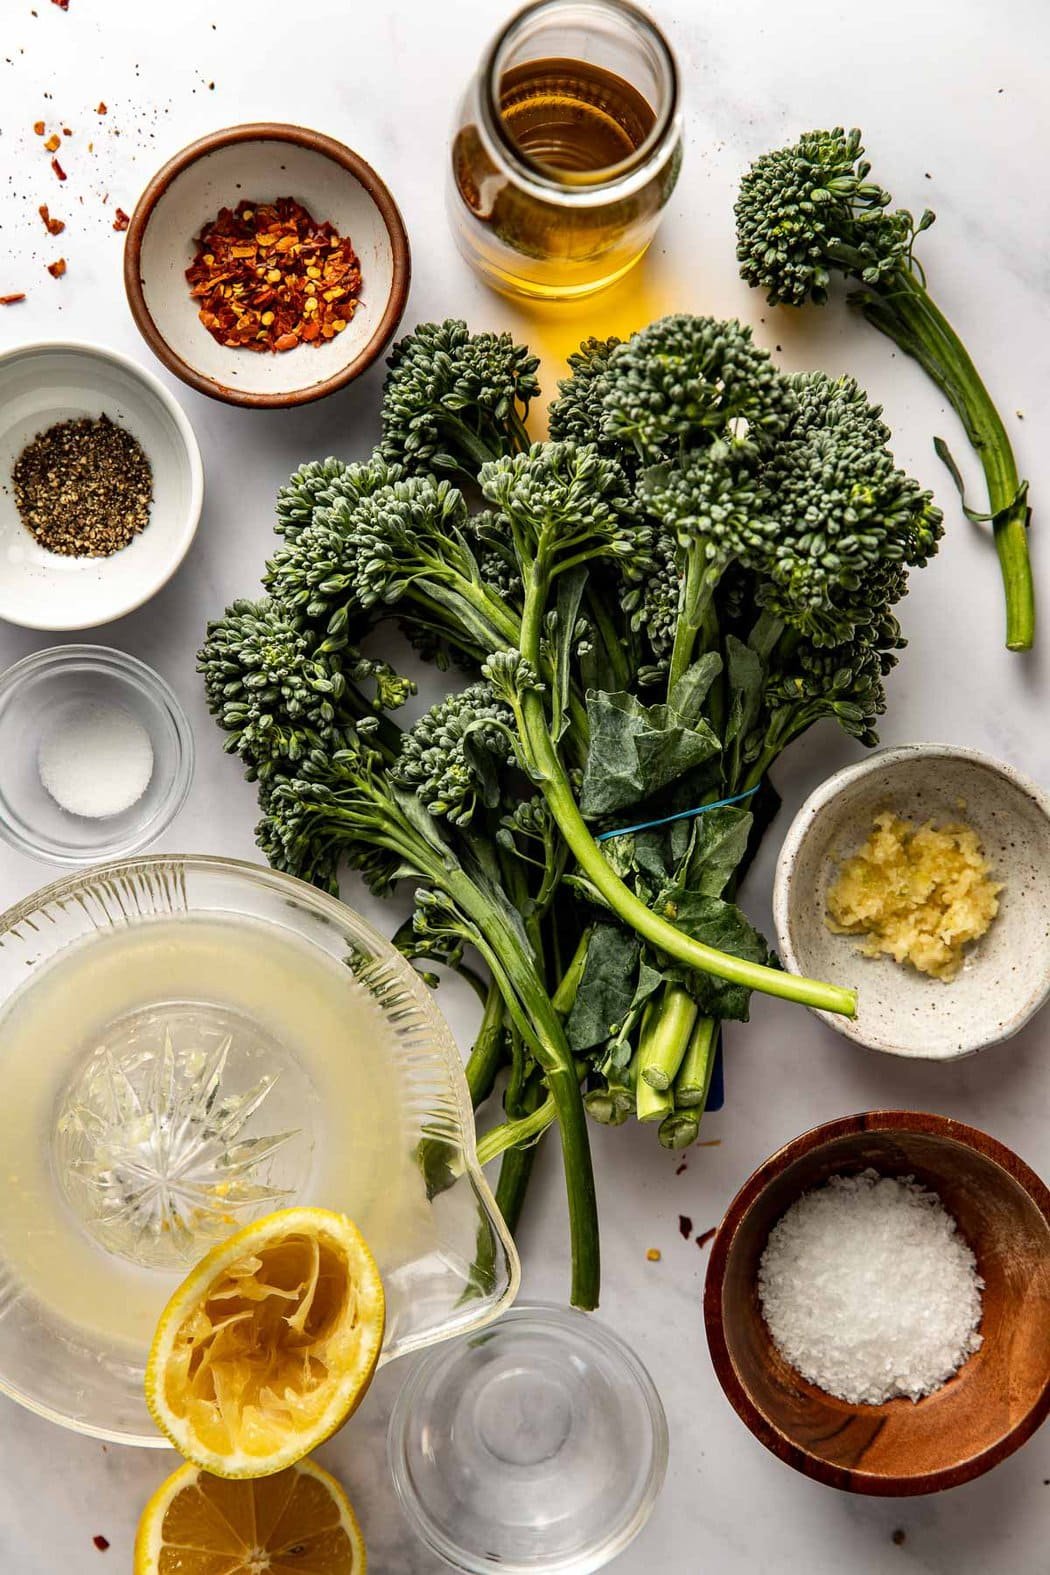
735,127,1034,651
479,440,642,571
380,319,541,479
756,371,943,646
265,475,520,664
601,314,797,461
275,457,350,542
198,597,411,781
199,597,347,779
392,682,515,827
548,336,622,453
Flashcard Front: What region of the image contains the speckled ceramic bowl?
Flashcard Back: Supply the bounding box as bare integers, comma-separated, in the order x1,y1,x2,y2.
773,745,1050,1059
124,124,410,408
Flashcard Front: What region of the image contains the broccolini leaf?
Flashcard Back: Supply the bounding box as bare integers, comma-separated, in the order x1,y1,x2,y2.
667,653,723,730
680,806,754,899
580,689,721,818
566,925,641,1054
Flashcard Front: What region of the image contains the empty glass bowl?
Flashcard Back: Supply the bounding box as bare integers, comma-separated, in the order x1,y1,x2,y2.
389,1304,668,1572
0,644,193,863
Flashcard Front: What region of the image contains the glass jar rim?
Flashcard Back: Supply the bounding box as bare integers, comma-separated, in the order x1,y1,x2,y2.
480,0,680,193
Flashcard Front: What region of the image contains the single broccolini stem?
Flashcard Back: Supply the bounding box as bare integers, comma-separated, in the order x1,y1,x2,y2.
635,1002,674,1122
494,1140,537,1237
674,1016,719,1109
858,267,1034,651
638,986,698,1092
464,983,507,1108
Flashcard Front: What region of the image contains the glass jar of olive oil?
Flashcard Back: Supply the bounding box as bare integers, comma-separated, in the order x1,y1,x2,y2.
449,0,682,300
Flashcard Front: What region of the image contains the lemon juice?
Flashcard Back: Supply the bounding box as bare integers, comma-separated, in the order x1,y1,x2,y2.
0,913,423,1356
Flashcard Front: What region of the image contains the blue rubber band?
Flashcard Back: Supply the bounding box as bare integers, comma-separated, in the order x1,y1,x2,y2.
595,784,760,843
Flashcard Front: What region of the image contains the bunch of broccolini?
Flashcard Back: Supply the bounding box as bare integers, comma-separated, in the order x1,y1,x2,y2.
200,314,940,1308
735,127,1034,651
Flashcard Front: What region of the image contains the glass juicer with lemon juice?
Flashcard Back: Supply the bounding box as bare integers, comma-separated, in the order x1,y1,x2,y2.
0,915,408,1353
0,860,517,1444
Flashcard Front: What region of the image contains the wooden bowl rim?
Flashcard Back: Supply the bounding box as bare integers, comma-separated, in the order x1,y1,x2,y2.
123,122,411,410
703,1109,1050,1496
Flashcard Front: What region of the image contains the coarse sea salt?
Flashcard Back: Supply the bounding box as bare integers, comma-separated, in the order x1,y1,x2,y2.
758,1169,983,1405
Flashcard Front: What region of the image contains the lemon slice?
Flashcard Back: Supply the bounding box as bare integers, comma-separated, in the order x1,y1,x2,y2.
146,1207,384,1478
135,1457,366,1574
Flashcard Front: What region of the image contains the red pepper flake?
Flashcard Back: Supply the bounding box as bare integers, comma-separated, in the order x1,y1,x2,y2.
39,204,64,235
675,1160,688,1176
0,293,26,306
96,101,107,115
33,119,46,136
678,1214,692,1240
44,132,61,153
112,207,130,232
62,127,73,137
186,196,362,354
52,0,70,9
46,257,67,278
696,1227,716,1250
92,1535,109,1552
51,157,67,181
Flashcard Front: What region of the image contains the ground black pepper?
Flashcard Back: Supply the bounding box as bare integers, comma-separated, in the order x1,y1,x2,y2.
12,415,152,557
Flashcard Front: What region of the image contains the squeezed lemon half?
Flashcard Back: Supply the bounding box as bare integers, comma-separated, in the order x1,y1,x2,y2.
146,1207,385,1478
134,1457,366,1574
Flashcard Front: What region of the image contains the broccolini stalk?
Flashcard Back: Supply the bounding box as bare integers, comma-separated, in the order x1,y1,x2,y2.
735,127,1034,651
638,985,698,1093
674,1015,719,1108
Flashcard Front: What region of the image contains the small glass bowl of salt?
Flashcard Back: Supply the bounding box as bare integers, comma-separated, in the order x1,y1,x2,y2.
0,645,193,864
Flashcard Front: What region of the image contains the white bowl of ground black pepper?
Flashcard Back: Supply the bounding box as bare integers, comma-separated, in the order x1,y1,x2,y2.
0,341,203,631
0,645,194,864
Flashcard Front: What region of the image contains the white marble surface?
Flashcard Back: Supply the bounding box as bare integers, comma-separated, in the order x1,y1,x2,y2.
1,0,1049,1568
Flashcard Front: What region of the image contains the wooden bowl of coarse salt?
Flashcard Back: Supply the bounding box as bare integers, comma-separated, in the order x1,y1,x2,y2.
704,1111,1050,1495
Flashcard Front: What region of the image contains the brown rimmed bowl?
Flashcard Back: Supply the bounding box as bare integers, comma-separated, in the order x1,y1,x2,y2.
704,1111,1050,1496
124,124,411,408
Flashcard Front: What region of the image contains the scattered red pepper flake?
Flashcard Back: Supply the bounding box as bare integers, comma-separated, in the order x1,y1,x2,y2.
92,1535,109,1552
39,204,65,235
52,0,70,9
33,119,46,136
51,157,67,181
678,1214,692,1240
46,257,67,278
0,293,26,306
186,197,362,354
44,132,61,152
62,127,73,137
112,207,130,232
675,1160,688,1176
696,1227,716,1250
96,101,107,115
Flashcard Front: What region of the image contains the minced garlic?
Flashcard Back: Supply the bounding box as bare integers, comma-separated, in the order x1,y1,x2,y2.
825,810,1001,982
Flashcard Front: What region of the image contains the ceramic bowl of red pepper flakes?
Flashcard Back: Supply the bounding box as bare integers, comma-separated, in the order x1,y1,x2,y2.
123,124,411,409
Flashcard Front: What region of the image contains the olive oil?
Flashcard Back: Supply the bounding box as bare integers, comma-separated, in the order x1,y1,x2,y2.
498,57,656,178
448,12,681,301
